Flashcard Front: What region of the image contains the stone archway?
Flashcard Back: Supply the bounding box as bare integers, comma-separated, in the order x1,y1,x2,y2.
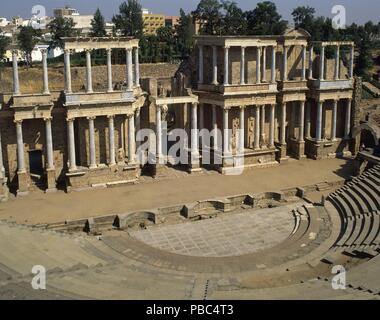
352,122,380,151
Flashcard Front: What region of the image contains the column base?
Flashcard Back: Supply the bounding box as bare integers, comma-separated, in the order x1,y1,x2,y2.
46,168,57,192
296,141,306,160
17,171,29,196
188,151,201,173
277,144,289,162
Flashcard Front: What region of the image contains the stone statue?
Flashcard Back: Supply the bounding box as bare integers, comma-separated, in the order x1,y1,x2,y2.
248,117,255,149
118,148,124,163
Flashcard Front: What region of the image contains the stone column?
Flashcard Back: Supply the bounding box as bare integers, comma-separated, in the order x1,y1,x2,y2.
280,103,287,145
301,45,307,81
309,45,314,79
223,108,229,155
271,46,276,83
106,48,113,92
269,104,275,148
320,45,325,80
212,46,218,85
126,48,133,91
156,105,163,159
12,50,20,95
331,100,338,141
0,127,4,178
305,101,311,139
67,118,77,171
260,105,266,146
349,46,354,79
64,49,72,94
41,49,50,94
44,117,54,169
108,115,116,165
256,47,261,84
316,101,323,141
198,45,204,84
335,46,340,80
238,106,245,153
128,114,136,163
212,105,218,150
344,99,352,139
134,47,140,87
15,120,25,172
240,46,246,85
262,46,267,82
282,46,288,81
88,117,96,169
224,46,229,86
85,49,93,93
191,103,199,155
199,103,204,148
254,106,260,150
135,108,141,149
299,101,305,142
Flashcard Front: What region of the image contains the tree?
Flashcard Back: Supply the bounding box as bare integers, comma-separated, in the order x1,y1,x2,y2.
48,17,76,49
221,1,247,35
356,39,373,80
176,9,194,57
245,1,287,35
90,8,107,37
192,0,223,35
292,6,316,30
17,26,41,66
0,35,11,61
112,0,144,38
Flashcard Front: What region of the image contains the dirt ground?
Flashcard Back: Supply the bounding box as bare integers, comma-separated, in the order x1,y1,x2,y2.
0,158,352,225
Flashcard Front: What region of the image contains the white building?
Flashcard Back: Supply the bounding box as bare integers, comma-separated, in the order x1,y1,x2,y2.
0,17,9,27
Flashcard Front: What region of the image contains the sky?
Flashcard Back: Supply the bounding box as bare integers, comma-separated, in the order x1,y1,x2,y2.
0,0,379,25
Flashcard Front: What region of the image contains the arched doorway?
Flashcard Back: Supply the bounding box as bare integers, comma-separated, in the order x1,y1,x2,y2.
360,129,377,149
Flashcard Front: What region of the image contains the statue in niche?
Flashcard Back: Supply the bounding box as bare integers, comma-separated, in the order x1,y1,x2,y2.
231,118,239,153
117,148,124,163
248,117,255,149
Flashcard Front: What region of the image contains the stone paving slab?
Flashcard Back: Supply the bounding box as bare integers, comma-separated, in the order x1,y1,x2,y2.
129,204,300,257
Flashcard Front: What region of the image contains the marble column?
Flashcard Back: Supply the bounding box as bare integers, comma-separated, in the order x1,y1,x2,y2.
191,103,199,155
299,101,305,142
305,101,311,139
212,105,218,150
335,46,340,80
134,47,140,87
280,103,286,145
349,46,354,79
85,49,93,93
41,49,50,94
260,105,266,146
316,101,323,141
126,48,133,91
256,47,261,84
64,49,72,94
331,100,338,141
106,48,113,92
309,45,314,79
262,46,266,82
44,117,54,170
198,45,204,84
212,46,218,85
271,46,276,83
0,128,4,178
223,108,229,155
320,46,325,80
156,105,163,159
301,45,307,81
269,104,275,148
345,99,352,139
239,106,245,153
88,117,96,169
224,46,229,86
67,118,77,171
240,46,246,85
283,46,288,81
254,106,260,150
12,50,20,95
108,115,116,165
128,114,136,163
199,103,204,148
15,120,25,172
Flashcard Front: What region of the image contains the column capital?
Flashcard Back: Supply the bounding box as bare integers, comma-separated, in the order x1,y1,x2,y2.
43,116,53,122
106,48,112,53
86,116,96,121
13,119,23,124
126,47,133,53
223,107,231,111
241,46,246,50
41,48,48,55
64,49,72,55
12,49,19,56
224,46,230,50
239,105,246,110
66,117,75,122
107,114,115,119
85,48,93,54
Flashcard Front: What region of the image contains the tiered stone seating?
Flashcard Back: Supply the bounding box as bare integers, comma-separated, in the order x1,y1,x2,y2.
327,165,380,250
